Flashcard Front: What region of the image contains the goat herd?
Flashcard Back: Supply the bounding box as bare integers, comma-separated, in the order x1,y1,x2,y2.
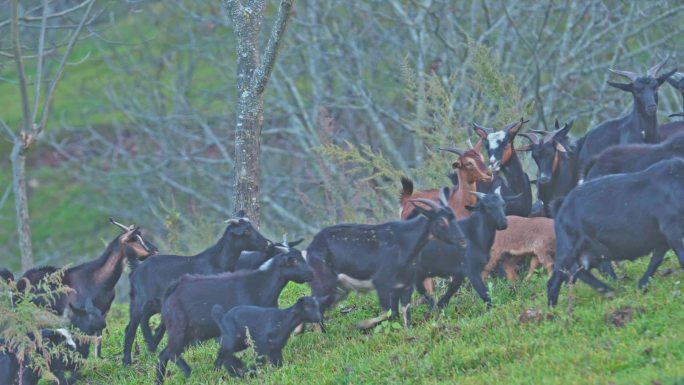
2,60,684,384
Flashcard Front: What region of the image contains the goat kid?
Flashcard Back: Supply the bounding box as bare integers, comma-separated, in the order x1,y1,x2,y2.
211,296,322,377
481,216,555,282
123,213,270,365
155,249,312,384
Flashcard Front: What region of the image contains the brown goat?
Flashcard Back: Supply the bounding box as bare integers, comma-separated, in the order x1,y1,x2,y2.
400,146,492,294
481,216,555,281
399,147,492,220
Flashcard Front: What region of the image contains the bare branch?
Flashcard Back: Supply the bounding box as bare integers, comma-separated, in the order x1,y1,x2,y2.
252,0,294,95
36,0,97,138
11,0,33,136
31,0,49,124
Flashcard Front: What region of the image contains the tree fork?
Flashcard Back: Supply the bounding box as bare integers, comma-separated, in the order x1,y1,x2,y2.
225,0,294,228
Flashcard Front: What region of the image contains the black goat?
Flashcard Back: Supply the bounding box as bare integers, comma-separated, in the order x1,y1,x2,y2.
584,132,684,181
123,215,270,365
211,296,322,377
548,158,684,306
413,189,507,309
307,189,466,330
155,249,312,384
473,118,533,217
0,268,14,283
0,297,106,385
576,60,676,182
518,120,577,217
235,238,304,270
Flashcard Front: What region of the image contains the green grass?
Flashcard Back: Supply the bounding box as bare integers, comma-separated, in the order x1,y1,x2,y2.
0,166,116,270
75,256,684,385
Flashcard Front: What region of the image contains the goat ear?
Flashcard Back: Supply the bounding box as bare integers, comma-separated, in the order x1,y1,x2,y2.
657,68,677,86
554,121,573,141
119,229,136,243
554,142,568,153
473,124,489,139
606,81,633,92
288,238,304,248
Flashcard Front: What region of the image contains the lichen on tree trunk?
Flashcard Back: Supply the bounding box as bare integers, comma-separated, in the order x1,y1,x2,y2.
225,0,294,228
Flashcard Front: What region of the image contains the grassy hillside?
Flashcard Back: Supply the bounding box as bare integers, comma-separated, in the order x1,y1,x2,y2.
76,256,684,385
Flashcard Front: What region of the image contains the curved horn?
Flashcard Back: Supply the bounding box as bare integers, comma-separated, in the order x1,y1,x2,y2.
647,56,669,77
669,112,684,118
501,118,528,134
109,217,133,232
410,198,440,211
439,147,465,157
609,68,638,82
519,133,541,145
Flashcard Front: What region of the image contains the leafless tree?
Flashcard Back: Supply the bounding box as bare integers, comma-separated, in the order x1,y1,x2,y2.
223,0,295,227
1,0,98,270
43,0,683,256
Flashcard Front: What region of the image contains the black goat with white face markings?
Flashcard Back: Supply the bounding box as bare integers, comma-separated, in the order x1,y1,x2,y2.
473,118,533,217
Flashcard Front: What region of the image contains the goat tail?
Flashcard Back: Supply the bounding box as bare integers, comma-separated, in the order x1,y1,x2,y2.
399,177,414,203
210,304,224,326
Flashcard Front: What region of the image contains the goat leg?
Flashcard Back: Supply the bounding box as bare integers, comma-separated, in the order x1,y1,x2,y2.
155,348,170,385
436,275,464,309
575,269,614,296
638,246,668,289
413,274,435,309
597,261,617,280
467,272,492,309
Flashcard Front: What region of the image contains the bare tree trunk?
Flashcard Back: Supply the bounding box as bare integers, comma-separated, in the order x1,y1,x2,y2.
5,0,96,270
11,140,33,270
225,0,294,228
